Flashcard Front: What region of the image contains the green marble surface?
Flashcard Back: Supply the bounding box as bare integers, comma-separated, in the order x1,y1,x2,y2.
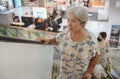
0,26,6,36
0,26,56,40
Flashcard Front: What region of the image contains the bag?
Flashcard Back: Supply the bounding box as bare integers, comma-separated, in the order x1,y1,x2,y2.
93,64,107,79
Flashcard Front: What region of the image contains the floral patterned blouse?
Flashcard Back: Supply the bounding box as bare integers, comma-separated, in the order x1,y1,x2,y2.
55,29,97,79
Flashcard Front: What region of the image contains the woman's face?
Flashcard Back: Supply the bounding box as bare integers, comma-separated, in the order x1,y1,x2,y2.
68,13,83,33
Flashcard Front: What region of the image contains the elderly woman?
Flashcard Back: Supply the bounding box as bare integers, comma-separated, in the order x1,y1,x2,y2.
37,6,98,79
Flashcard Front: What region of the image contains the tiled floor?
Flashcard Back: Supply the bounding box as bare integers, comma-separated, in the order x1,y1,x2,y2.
108,49,120,78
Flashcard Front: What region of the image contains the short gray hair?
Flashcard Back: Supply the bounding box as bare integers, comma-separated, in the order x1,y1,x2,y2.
66,6,88,23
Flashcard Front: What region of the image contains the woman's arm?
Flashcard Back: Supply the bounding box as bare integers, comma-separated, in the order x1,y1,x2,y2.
86,52,99,73
84,52,99,79
36,37,57,45
47,38,57,45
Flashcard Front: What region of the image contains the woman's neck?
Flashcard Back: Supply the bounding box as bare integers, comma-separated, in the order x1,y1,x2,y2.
71,29,84,36
70,29,88,42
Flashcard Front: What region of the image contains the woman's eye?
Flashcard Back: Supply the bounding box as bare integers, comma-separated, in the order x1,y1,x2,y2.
72,21,76,22
68,20,75,22
68,19,76,23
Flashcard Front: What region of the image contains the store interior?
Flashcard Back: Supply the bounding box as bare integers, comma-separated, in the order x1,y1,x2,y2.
0,0,120,79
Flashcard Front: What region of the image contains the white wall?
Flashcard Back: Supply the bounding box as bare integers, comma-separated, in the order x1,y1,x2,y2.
0,13,13,26
0,41,54,79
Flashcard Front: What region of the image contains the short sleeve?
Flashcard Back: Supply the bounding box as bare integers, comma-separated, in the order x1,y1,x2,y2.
91,42,98,57
55,32,65,44
55,29,68,44
89,33,98,57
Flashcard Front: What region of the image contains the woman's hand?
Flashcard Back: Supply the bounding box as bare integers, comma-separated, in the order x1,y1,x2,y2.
36,37,57,45
83,73,92,79
36,37,50,45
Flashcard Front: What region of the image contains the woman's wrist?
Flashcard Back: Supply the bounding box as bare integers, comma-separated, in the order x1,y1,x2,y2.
86,68,93,74
49,38,57,45
86,72,92,75
84,72,92,79
48,39,51,44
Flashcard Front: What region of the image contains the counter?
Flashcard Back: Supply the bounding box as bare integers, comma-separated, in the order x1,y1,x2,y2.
0,25,60,79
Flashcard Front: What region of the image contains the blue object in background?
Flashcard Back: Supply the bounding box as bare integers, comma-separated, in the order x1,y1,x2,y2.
13,0,22,7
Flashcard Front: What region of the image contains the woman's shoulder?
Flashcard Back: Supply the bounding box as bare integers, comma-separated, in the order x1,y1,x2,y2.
57,28,69,35
56,28,69,38
87,30,97,41
85,30,98,46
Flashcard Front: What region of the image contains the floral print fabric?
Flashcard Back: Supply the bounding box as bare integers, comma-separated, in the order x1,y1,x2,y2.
55,30,97,79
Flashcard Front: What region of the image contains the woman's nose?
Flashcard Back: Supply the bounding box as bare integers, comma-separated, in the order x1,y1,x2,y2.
68,22,72,26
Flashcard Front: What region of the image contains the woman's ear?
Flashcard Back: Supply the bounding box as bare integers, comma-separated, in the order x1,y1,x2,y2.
81,21,87,28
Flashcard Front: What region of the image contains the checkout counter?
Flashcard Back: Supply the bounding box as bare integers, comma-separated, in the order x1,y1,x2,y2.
10,22,25,27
